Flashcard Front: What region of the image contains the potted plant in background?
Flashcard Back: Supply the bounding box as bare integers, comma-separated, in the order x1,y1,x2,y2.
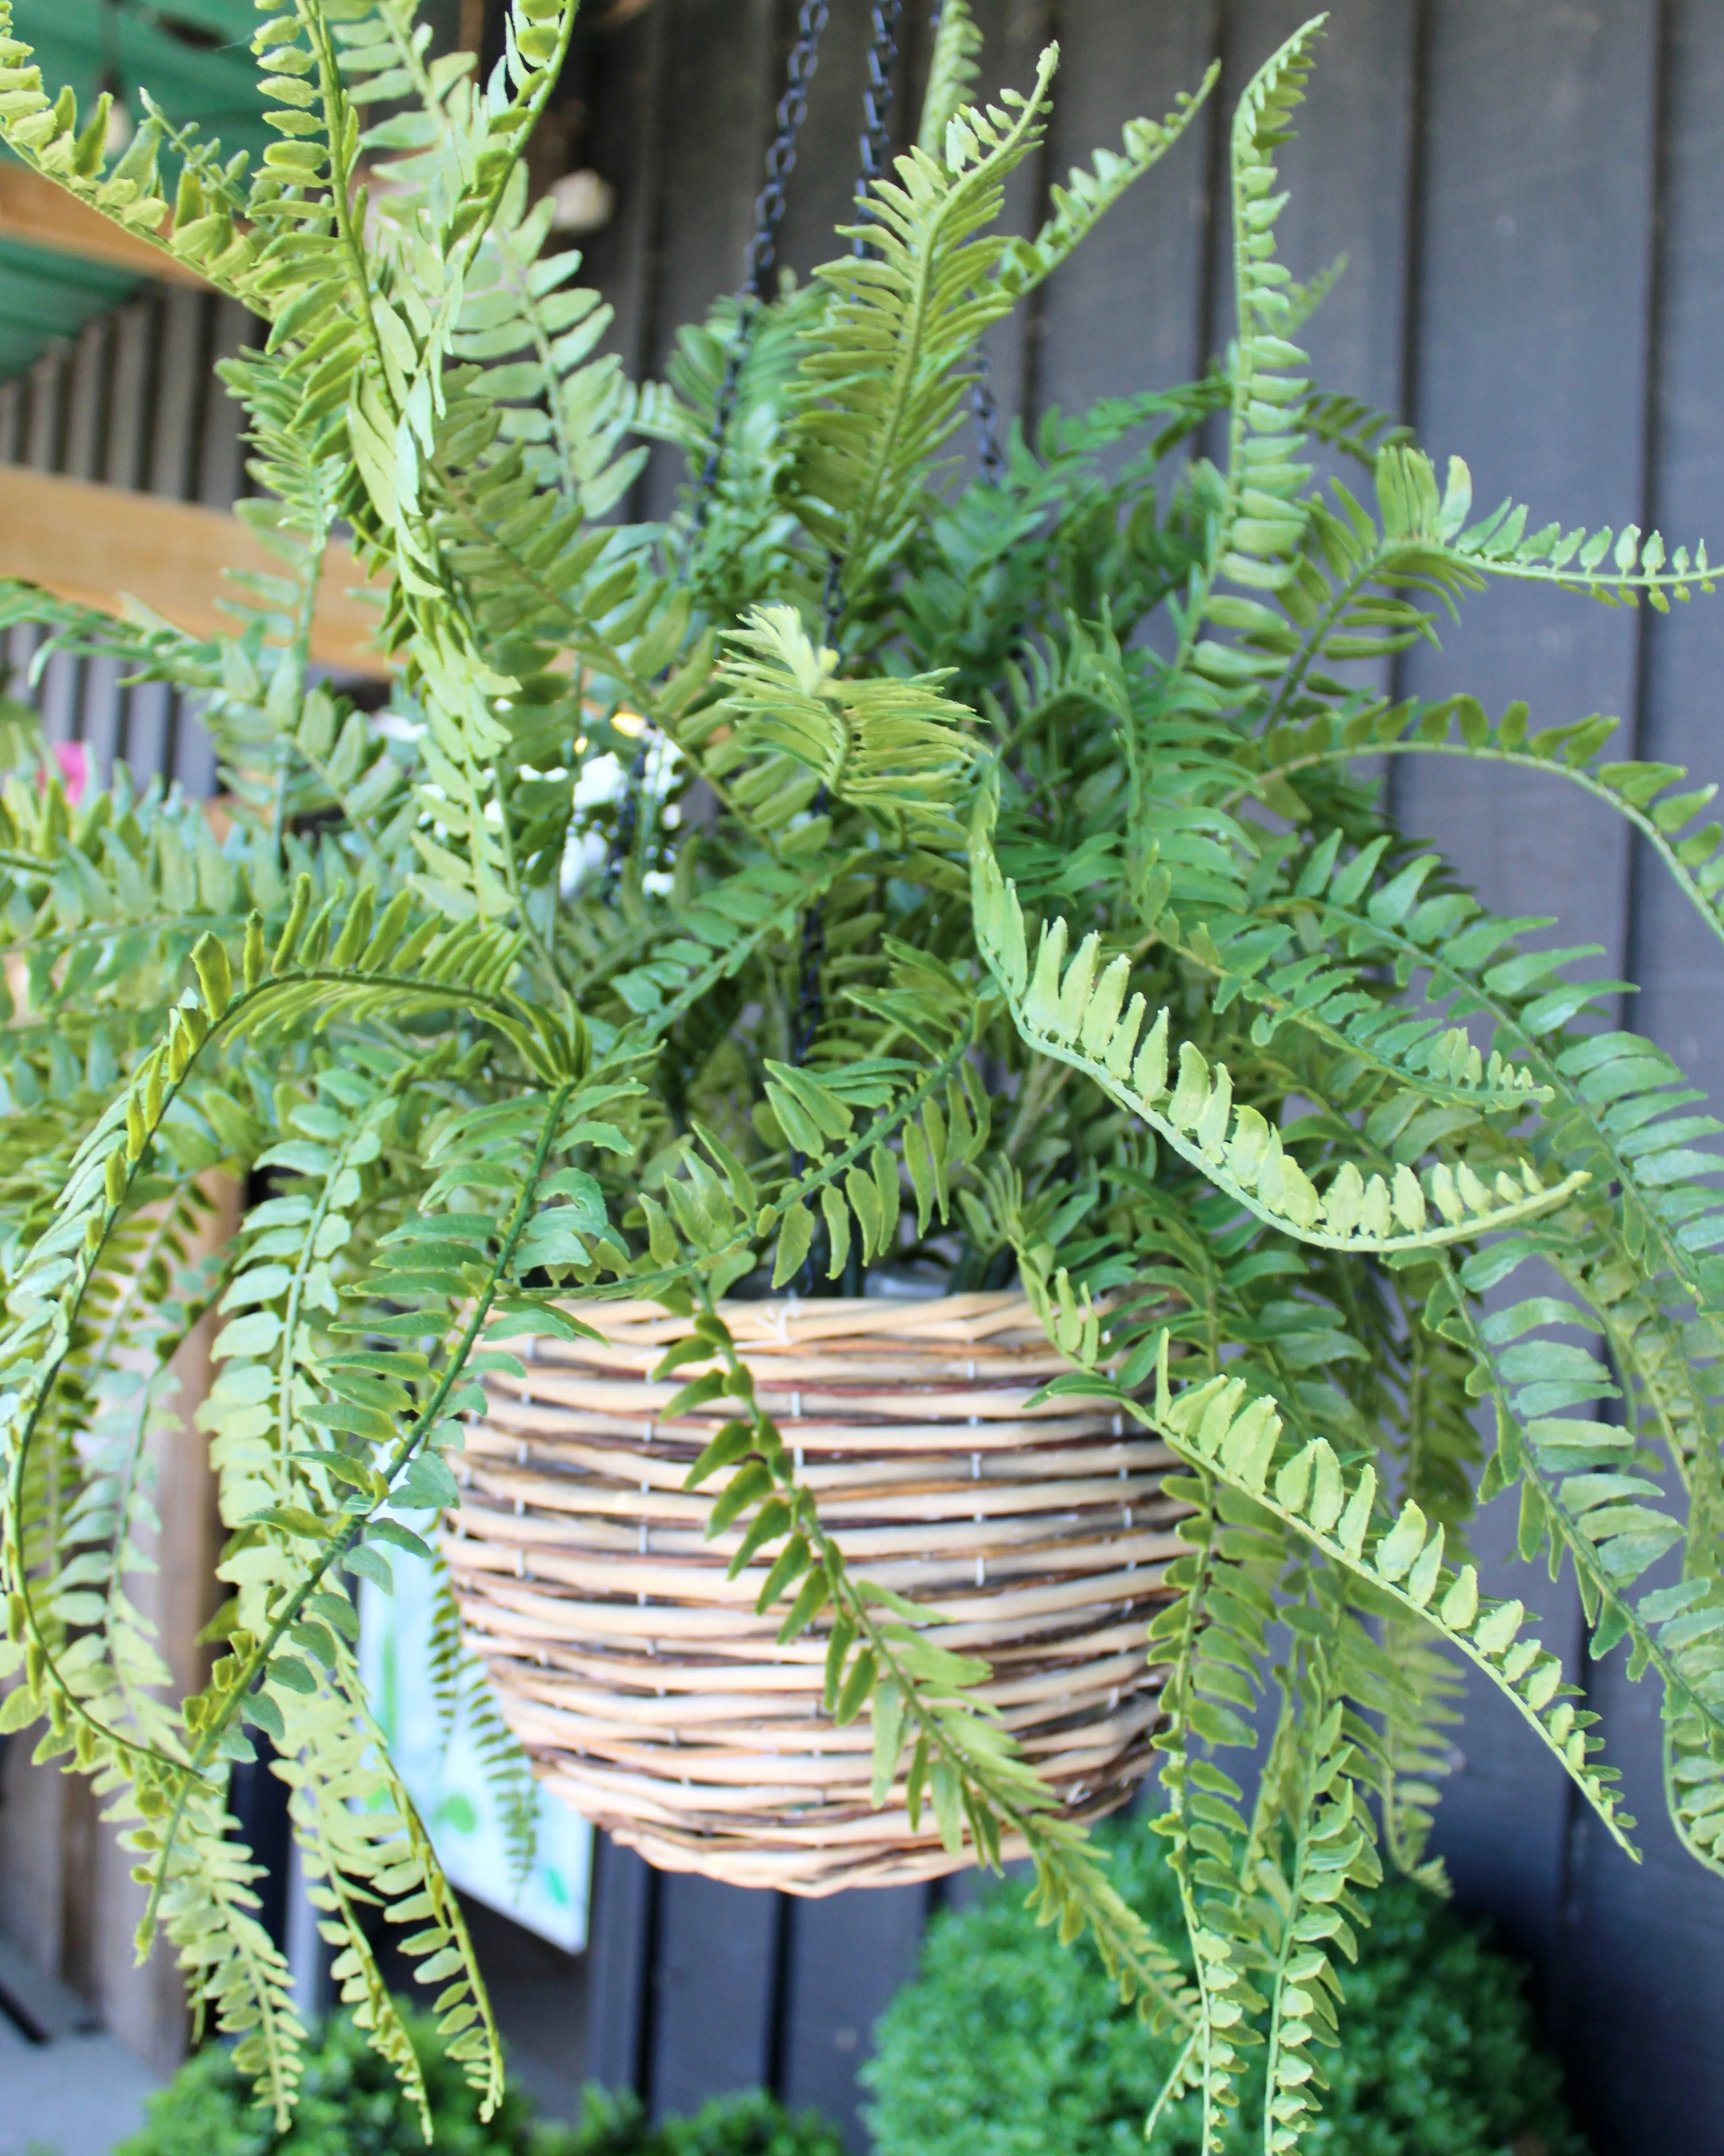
0,2,1721,2149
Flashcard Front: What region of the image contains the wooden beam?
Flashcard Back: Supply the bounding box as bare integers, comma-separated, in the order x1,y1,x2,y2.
0,164,210,289
0,463,390,675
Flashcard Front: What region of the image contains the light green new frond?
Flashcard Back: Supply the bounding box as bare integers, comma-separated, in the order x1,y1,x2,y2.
706,604,975,837
1427,451,1715,605
917,0,983,156
1199,16,1330,618
0,10,262,297
994,67,1218,301
790,46,1059,587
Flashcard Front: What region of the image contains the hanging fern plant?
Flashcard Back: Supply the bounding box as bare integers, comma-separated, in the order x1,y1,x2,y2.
0,2,1717,2149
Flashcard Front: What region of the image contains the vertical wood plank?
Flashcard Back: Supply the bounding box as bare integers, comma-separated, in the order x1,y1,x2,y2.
1396,2,1658,948
777,1885,930,2153
8,349,65,728
583,1834,656,2091
81,300,154,780
578,0,670,387
1394,0,1662,1979
1560,5,1724,2150
636,0,778,520
646,1873,780,2120
1029,0,1220,427
175,296,254,797
22,347,65,471
38,317,107,750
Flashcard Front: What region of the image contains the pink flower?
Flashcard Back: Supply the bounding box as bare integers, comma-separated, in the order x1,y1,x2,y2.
49,741,88,805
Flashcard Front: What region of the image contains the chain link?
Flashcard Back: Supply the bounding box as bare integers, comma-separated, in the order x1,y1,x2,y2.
610,3,834,899
851,0,905,255
746,0,831,303
971,340,1005,480
690,0,832,534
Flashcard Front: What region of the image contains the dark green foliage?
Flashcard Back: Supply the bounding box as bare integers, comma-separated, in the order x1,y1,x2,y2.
119,2013,841,2156
117,2011,568,2156
566,2087,844,2156
864,1821,1588,2156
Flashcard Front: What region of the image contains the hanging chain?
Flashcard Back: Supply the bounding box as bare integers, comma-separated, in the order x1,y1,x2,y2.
970,341,1005,479
792,2,908,1096
850,0,904,254
691,0,831,533
607,1,832,900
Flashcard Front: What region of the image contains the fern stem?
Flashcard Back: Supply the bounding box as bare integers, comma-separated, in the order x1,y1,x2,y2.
1255,734,1724,959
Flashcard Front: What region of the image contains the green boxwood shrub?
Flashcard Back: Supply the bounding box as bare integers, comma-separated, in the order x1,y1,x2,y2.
117,2012,843,2156
863,1820,1590,2156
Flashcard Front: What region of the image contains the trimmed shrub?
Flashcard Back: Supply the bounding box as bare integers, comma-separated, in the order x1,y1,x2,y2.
862,1820,1590,2156
117,2012,842,2156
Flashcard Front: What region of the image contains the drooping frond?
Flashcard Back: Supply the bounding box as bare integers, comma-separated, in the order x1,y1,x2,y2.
971,794,1583,1253
3,0,1724,2139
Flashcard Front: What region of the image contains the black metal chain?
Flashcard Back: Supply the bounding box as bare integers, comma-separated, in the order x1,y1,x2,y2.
690,0,831,534
607,1,832,900
970,341,1005,480
851,0,904,254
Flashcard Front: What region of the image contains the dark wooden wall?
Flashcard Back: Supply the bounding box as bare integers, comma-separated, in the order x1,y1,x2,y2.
558,5,1724,2153
4,3,1724,2150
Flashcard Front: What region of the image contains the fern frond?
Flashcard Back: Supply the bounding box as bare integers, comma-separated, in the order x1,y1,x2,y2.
916,0,983,155
994,69,1219,302
789,47,1059,592
1253,692,1724,960
1128,1339,1637,1850
705,604,975,838
971,798,1584,1252
1375,1614,1462,1885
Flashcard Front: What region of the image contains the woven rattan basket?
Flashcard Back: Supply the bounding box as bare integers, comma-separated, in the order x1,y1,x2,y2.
447,1292,1185,1893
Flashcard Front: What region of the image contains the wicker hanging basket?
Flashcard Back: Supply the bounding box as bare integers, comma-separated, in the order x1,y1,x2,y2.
446,1292,1185,1894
